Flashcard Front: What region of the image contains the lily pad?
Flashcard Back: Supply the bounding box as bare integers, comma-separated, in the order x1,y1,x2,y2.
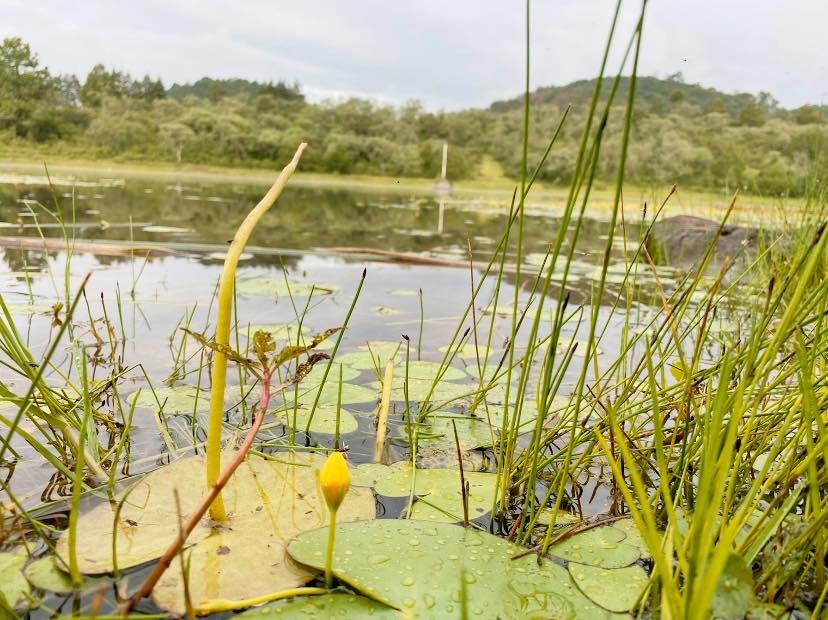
352,462,496,522
302,364,362,385
611,518,650,560
370,377,470,404
56,452,375,615
236,277,338,297
372,305,401,316
335,350,397,372
550,525,641,568
23,555,76,593
711,553,753,620
397,361,467,383
131,385,224,414
238,593,401,618
3,303,53,315
569,563,649,612
0,548,31,610
288,520,624,619
291,381,378,406
416,413,496,451
438,343,492,360
273,404,359,435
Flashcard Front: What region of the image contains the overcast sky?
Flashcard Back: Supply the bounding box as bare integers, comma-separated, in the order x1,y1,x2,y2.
3,1,827,110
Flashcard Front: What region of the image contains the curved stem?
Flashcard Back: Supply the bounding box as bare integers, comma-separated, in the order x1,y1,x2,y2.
206,143,307,521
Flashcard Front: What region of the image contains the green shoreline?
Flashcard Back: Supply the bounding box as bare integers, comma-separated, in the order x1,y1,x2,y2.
0,157,800,225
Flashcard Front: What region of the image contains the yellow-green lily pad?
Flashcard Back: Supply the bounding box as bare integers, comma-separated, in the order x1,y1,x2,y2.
352,462,496,522
550,525,640,568
56,452,375,615
24,555,76,593
569,563,649,612
0,548,31,610
130,384,223,414
273,404,359,435
236,277,338,297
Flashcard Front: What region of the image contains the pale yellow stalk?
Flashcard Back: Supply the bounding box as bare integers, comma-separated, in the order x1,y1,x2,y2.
206,143,307,521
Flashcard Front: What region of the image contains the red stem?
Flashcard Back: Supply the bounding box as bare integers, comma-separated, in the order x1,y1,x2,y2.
124,370,275,610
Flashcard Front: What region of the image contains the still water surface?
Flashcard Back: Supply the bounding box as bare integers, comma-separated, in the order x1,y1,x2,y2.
0,175,650,510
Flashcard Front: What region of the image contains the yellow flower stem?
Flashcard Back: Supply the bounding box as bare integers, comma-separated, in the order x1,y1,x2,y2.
195,587,327,614
325,506,338,589
206,143,307,521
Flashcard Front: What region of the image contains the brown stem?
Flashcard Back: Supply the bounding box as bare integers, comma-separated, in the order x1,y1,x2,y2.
123,370,276,611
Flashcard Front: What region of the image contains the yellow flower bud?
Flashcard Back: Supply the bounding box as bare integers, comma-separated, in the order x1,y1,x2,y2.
319,451,350,511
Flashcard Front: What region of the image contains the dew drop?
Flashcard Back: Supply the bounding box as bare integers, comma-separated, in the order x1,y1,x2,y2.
424,595,436,609
463,572,477,584
403,598,416,608
368,554,390,565
408,538,421,547
401,575,415,587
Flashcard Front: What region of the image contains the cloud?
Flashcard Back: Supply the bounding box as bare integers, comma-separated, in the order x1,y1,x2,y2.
1,0,825,109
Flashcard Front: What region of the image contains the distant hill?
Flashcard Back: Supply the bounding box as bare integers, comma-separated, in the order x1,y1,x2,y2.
489,75,778,116
167,77,304,102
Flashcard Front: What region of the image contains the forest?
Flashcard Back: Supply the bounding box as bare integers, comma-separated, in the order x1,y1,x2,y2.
1,36,826,197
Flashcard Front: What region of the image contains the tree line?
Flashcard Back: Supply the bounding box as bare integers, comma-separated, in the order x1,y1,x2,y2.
1,37,825,197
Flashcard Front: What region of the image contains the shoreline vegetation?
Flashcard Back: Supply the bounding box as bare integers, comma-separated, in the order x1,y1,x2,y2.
0,156,803,227
1,34,826,205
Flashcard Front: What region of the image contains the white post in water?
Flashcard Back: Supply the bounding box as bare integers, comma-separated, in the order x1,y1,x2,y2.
441,142,448,179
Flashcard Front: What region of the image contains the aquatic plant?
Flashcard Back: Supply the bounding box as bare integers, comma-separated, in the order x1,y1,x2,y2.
205,143,307,521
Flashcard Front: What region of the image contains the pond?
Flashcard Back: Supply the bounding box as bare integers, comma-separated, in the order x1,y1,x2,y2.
0,173,667,509
4,171,796,618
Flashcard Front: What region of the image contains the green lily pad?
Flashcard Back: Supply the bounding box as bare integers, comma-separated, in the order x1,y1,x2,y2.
0,548,31,610
352,462,496,522
550,525,641,568
387,289,420,296
372,305,401,316
291,381,378,406
236,277,339,297
238,593,401,618
611,518,650,560
131,385,224,414
569,563,649,612
416,413,496,451
56,452,375,615
23,555,76,593
335,350,397,372
711,553,753,620
302,364,362,385
4,303,55,315
370,377,470,404
288,520,624,619
273,404,359,435
397,361,467,383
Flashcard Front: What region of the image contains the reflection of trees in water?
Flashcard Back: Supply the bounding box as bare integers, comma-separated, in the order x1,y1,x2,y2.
1,247,51,273
0,182,645,277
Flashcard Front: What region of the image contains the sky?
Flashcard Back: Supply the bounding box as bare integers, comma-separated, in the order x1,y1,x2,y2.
3,1,827,111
